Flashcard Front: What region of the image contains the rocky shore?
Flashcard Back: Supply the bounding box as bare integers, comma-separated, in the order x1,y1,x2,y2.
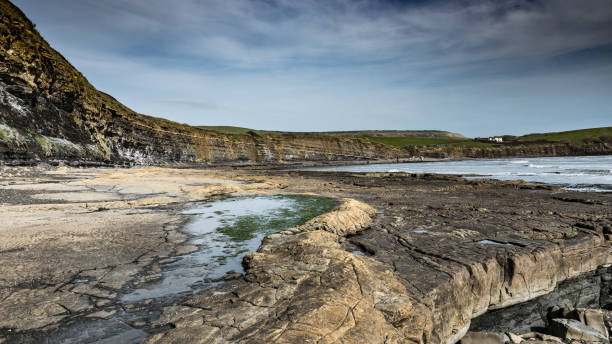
0,165,610,343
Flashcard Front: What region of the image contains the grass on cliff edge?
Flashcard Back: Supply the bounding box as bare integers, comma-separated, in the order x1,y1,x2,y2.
517,127,612,146
366,137,494,148
196,125,288,136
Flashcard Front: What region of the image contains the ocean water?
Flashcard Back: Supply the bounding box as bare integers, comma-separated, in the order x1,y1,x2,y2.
304,155,612,192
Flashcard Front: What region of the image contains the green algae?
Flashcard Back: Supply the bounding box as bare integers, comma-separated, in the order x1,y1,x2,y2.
215,196,337,242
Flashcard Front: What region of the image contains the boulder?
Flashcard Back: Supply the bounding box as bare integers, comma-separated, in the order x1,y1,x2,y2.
506,332,523,344
519,332,562,343
460,331,506,344
550,308,608,340
549,318,608,342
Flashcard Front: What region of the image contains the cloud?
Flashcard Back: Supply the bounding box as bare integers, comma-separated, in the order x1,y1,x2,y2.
20,0,612,71
12,0,612,136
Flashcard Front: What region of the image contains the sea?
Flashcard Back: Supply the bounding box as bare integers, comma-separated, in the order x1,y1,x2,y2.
304,155,612,192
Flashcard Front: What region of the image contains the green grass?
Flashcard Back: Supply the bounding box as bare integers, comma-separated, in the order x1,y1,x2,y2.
366,137,493,148
34,135,48,146
196,125,280,135
197,126,255,134
215,196,337,242
518,127,612,146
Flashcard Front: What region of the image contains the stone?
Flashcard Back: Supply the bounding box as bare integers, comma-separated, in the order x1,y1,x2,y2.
86,309,117,319
549,318,608,342
460,331,505,344
520,332,563,343
175,245,198,255
506,332,523,344
534,333,563,343
551,308,608,340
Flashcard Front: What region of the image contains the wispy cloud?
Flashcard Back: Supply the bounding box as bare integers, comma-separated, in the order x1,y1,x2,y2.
13,0,612,136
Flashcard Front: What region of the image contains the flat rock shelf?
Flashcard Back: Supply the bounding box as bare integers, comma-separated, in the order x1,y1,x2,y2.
2,194,336,344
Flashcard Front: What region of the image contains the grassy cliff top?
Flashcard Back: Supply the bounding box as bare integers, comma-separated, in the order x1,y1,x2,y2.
517,126,612,146
197,126,466,139
315,130,466,139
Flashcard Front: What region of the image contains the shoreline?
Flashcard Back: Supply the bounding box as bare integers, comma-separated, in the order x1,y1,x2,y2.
2,151,612,170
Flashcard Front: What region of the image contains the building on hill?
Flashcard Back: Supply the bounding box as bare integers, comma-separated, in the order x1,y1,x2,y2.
488,136,503,143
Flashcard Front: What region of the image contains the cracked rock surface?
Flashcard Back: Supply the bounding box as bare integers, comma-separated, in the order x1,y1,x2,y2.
146,170,611,344
0,166,611,344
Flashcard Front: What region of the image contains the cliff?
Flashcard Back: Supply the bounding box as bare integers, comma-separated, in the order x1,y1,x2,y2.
405,138,612,160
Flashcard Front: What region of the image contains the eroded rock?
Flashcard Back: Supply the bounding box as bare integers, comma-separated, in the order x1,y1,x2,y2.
460,331,506,344
549,318,608,342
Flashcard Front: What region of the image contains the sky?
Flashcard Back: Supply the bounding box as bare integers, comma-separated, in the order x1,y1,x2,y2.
13,0,612,137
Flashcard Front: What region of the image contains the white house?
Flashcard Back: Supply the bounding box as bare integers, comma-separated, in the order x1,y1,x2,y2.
488,136,503,143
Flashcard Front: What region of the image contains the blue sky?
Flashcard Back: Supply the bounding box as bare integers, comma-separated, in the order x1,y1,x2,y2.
14,0,612,137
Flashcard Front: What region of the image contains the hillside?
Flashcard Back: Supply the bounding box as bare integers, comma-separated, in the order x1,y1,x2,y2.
197,127,465,139
517,126,612,146
317,130,465,139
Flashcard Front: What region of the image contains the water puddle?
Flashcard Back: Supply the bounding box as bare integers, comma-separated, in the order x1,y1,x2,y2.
476,240,515,247
410,229,429,234
122,195,336,302
8,195,336,344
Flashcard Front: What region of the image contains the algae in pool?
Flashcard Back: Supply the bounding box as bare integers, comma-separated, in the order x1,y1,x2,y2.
215,195,337,241
121,195,336,302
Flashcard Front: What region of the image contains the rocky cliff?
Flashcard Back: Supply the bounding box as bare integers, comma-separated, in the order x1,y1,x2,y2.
405,139,612,160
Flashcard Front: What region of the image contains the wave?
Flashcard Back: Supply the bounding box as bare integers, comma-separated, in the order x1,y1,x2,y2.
564,169,611,175
527,164,557,169
319,155,612,193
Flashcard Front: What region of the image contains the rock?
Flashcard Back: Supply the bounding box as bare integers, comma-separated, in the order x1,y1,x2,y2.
519,332,562,342
550,308,608,340
95,299,111,307
175,245,198,255
506,332,523,344
534,333,563,343
222,272,243,281
549,318,608,342
70,284,116,299
158,257,179,265
460,331,505,344
86,309,117,319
